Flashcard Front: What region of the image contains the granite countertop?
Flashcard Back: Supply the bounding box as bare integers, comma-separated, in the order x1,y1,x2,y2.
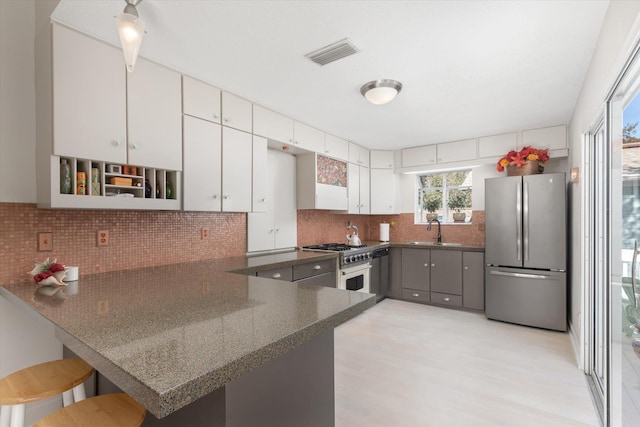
0,254,374,418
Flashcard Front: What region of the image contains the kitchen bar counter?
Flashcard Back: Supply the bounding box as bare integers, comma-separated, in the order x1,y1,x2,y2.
0,253,374,422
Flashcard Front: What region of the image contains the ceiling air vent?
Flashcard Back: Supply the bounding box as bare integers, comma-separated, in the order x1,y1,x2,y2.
305,38,359,66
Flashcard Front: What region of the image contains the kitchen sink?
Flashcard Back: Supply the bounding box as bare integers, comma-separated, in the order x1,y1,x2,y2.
405,241,464,246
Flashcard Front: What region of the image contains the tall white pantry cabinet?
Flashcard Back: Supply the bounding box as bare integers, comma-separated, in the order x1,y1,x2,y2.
247,150,297,252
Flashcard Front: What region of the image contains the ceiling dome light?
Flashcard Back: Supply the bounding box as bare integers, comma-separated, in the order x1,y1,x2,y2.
360,79,403,105
116,0,145,72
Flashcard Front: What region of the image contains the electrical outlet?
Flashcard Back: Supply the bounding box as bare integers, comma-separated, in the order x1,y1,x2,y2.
202,227,210,239
97,230,109,246
38,232,53,251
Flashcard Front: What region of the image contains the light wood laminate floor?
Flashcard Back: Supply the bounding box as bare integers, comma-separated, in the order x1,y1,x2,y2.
334,299,599,427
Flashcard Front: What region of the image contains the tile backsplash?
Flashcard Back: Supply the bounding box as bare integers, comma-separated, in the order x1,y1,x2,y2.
297,210,485,247
0,203,246,285
1,203,485,285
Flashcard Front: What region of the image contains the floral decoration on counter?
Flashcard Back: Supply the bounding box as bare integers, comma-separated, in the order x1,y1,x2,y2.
28,258,67,287
496,146,550,172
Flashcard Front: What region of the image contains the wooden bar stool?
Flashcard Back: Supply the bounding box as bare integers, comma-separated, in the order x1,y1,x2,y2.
33,394,146,427
0,358,93,427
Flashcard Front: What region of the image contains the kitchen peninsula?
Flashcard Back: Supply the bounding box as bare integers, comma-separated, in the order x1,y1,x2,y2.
0,252,374,426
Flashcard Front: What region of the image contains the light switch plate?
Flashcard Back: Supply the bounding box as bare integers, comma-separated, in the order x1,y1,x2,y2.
38,232,53,251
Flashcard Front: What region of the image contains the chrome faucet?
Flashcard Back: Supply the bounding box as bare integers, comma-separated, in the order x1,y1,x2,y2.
427,219,442,243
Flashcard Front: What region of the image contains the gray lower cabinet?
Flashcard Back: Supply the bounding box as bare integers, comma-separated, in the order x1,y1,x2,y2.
397,248,485,311
295,272,336,288
430,250,462,307
462,251,485,310
294,259,337,288
401,248,430,301
257,266,293,281
388,247,403,298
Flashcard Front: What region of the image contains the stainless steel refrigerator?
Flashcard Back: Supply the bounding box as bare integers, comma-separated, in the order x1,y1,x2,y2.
485,173,567,331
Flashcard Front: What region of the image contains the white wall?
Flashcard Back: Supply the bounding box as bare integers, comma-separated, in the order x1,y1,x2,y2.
568,1,640,368
0,1,63,424
0,0,37,202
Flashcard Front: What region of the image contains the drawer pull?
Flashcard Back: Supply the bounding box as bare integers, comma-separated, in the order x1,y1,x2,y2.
464,266,469,270
413,293,419,297
272,273,281,279
313,265,322,270
443,297,450,302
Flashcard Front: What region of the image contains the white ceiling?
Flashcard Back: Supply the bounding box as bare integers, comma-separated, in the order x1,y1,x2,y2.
51,0,609,150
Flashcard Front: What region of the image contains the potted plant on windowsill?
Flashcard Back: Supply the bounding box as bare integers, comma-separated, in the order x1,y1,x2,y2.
448,190,469,222
423,191,441,221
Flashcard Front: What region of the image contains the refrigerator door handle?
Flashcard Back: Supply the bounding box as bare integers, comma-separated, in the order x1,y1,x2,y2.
523,181,529,262
516,182,522,261
489,270,559,280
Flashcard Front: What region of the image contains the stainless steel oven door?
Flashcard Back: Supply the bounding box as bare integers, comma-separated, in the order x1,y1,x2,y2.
339,262,371,293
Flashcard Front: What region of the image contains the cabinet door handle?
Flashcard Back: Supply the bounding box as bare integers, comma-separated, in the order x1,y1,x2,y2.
272,273,281,279
313,265,322,270
464,266,469,270
129,143,139,150
413,293,419,297
260,198,267,202
213,113,219,120
111,140,121,147
223,117,230,123
275,228,279,233
223,195,230,199
423,263,429,267
431,263,436,267
269,229,274,233
443,297,450,302
212,194,218,199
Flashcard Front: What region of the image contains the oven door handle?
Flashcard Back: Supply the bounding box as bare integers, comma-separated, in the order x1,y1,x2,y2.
341,265,372,275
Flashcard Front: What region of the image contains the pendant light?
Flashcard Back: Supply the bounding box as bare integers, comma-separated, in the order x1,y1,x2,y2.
360,79,403,105
116,0,145,72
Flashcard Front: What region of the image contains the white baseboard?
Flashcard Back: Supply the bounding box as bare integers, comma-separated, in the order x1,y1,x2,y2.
568,319,585,371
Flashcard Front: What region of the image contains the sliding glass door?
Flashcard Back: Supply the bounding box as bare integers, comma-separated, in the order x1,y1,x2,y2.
588,44,640,426
611,57,640,427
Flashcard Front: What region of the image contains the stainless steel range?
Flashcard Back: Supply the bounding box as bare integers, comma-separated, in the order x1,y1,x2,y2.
301,243,372,293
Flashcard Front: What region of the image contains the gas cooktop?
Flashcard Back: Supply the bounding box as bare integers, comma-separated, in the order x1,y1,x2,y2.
302,243,368,252
301,243,372,266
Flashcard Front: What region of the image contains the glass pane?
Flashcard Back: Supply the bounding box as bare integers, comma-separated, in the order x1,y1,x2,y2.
421,189,442,222
447,188,472,223
621,91,640,426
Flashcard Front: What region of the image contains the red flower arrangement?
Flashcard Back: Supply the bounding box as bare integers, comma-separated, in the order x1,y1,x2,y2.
496,146,550,172
28,258,68,287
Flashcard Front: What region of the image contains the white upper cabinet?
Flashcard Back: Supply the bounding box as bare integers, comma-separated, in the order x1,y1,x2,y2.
252,135,268,213
297,153,348,210
222,91,252,133
370,169,395,214
52,24,127,164
521,125,567,151
348,163,370,214
402,145,437,167
182,76,221,123
222,127,253,212
436,139,476,163
349,142,370,167
293,121,325,152
127,57,183,171
253,105,294,144
323,134,349,161
370,150,394,169
478,132,518,159
183,116,222,212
